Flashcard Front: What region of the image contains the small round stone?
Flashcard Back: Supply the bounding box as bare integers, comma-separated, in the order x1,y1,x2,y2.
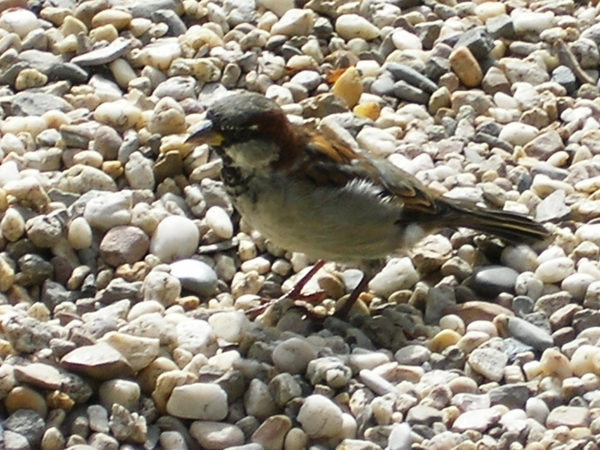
68,217,93,249
166,384,228,420
0,207,25,242
98,379,140,411
335,14,380,41
169,259,218,297
272,337,318,375
150,215,200,262
297,394,344,439
205,206,234,239
190,421,245,449
535,257,575,284
208,311,249,343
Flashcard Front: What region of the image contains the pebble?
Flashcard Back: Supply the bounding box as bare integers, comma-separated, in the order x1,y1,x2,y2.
166,384,228,420
297,394,343,439
190,421,245,449
100,225,150,266
169,259,218,296
205,206,234,240
150,215,200,262
208,311,249,343
468,347,508,382
535,257,575,284
369,257,419,297
335,14,380,41
465,265,518,298
450,47,483,88
67,217,93,249
60,343,133,380
272,337,318,375
452,408,501,432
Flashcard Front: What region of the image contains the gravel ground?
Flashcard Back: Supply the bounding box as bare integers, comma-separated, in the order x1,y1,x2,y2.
1,0,600,449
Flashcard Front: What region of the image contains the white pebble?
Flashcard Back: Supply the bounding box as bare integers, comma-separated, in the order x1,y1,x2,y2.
526,397,549,424
501,245,539,273
240,256,271,274
98,379,140,411
335,14,380,41
498,122,538,146
474,2,506,22
270,8,313,36
150,215,200,262
369,257,419,297
561,273,596,302
68,217,93,249
94,100,141,129
0,8,38,38
535,257,575,284
208,311,249,343
356,127,398,155
166,383,228,420
576,224,600,246
439,315,465,335
83,191,133,231
205,206,233,239
258,0,295,17
570,345,600,377
512,10,554,33
125,152,155,190
0,208,25,242
0,161,20,187
391,29,422,50
297,395,343,438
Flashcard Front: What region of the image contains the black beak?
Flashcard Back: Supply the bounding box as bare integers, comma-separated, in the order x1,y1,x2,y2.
186,120,224,146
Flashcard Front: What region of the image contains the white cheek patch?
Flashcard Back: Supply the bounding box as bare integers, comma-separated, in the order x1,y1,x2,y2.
226,140,279,169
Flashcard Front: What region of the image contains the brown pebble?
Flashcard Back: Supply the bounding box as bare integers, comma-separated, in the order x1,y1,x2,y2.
450,46,483,87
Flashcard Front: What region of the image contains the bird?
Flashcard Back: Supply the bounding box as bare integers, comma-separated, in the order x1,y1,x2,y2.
187,92,548,315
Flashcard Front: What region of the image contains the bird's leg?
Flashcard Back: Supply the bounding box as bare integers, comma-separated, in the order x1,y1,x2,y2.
333,272,370,318
245,260,326,320
282,259,326,301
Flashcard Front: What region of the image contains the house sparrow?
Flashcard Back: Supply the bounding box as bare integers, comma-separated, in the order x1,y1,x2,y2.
187,92,548,268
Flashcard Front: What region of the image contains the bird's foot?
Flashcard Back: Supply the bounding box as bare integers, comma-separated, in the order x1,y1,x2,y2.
245,260,327,320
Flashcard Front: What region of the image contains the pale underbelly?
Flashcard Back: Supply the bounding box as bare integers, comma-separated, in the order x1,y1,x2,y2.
233,176,415,261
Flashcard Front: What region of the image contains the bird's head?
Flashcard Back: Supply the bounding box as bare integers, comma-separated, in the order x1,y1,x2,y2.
186,92,294,169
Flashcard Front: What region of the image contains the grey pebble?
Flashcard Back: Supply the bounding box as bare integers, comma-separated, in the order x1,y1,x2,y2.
387,62,438,93
488,383,530,409
71,38,132,66
393,80,430,104
465,265,519,298
4,409,45,448
153,9,187,36
11,91,73,115
454,28,494,60
551,65,578,93
169,259,218,297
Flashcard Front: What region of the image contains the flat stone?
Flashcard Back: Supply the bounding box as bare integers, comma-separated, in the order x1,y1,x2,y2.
13,363,62,390
546,406,590,428
11,91,73,116
166,384,228,420
60,343,133,379
71,37,133,66
452,408,501,432
468,347,508,381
